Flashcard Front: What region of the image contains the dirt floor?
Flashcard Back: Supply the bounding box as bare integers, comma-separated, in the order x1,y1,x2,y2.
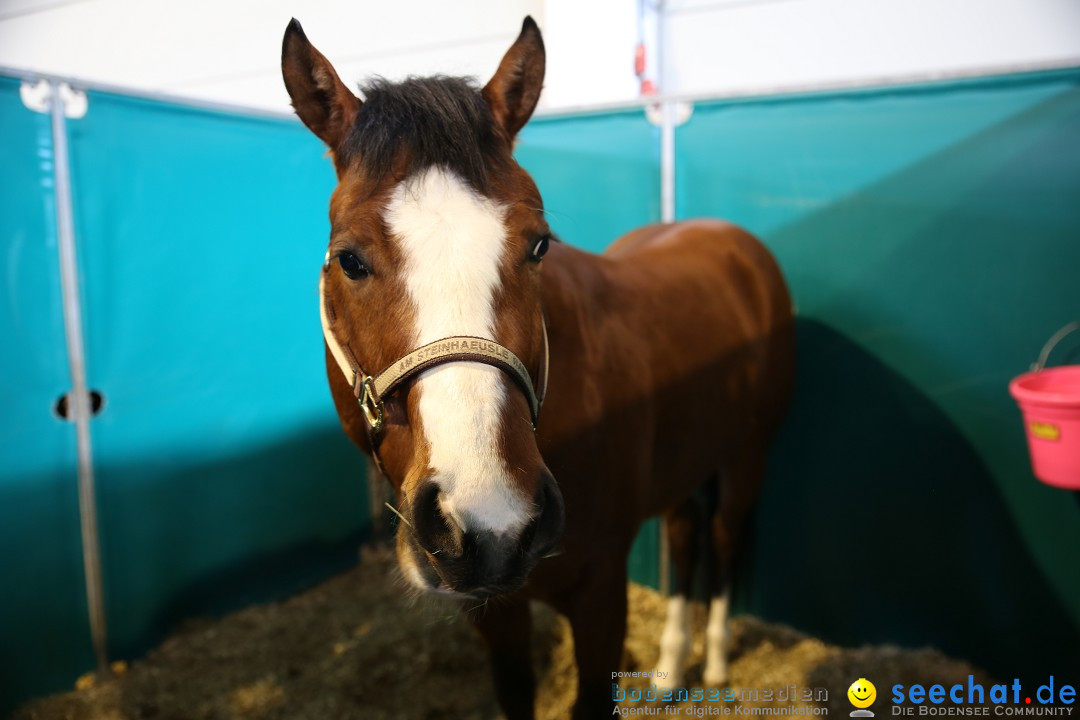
13,546,991,720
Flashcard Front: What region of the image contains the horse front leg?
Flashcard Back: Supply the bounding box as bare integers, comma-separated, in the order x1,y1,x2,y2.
469,595,536,720
568,558,628,719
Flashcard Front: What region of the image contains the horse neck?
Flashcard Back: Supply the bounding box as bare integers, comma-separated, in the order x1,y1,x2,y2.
539,242,620,383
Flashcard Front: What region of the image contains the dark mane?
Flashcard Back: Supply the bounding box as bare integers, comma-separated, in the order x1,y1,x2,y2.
339,75,508,191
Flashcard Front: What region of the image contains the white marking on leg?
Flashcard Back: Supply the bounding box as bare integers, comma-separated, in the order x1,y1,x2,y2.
385,167,529,535
703,587,731,686
655,594,691,690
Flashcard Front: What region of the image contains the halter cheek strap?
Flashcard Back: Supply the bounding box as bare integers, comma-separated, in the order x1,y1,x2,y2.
319,263,549,477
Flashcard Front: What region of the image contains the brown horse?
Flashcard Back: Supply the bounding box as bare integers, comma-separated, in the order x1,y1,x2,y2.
281,16,795,718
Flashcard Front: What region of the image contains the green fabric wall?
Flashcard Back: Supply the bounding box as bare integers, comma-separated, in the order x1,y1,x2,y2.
519,69,1080,681
0,82,370,713
517,110,664,588
67,89,369,660
675,69,1080,679
4,67,1078,713
0,75,94,713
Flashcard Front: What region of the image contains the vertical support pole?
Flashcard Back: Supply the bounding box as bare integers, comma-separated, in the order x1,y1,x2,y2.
657,101,674,598
655,0,668,99
50,81,109,676
657,0,673,598
660,100,676,225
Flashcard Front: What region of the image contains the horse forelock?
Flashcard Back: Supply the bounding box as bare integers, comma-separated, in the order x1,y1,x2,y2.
339,76,512,193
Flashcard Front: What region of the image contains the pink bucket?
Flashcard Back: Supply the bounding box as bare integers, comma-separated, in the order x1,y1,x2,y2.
1009,322,1080,490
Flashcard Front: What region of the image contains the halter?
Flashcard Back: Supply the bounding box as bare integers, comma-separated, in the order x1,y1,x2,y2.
319,257,550,478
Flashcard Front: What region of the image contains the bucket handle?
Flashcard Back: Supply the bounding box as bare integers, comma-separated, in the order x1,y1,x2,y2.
1032,320,1080,372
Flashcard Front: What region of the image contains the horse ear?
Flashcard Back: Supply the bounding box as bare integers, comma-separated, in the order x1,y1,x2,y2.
483,16,545,139
281,19,361,150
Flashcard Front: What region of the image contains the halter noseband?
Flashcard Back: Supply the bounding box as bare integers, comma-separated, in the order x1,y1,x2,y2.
319,259,549,477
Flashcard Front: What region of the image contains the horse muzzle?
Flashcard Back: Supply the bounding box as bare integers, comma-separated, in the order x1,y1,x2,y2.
397,471,564,598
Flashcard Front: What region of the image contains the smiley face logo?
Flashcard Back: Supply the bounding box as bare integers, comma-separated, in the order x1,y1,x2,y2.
848,678,877,709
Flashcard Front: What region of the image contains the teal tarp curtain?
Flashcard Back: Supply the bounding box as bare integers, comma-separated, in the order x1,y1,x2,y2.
2,67,1079,712
671,70,1080,678
0,79,370,711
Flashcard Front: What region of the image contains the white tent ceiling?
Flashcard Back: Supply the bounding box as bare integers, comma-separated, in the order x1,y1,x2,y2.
0,0,639,113
1,0,1078,116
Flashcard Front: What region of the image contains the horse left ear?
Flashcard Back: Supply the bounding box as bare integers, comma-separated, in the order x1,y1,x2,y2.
483,16,545,139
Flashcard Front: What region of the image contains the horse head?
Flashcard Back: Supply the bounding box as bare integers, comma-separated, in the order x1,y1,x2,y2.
282,17,564,598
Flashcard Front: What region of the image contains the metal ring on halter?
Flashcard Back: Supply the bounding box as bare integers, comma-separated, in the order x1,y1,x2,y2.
359,375,384,431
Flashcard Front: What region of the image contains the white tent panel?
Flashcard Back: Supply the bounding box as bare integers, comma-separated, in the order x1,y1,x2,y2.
0,0,1076,114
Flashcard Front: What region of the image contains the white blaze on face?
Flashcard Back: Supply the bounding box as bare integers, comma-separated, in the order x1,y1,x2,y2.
384,167,529,536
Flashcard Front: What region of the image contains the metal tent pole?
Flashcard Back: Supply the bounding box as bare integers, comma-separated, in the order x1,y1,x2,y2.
660,101,676,226
656,98,676,597
657,0,673,598
50,81,109,676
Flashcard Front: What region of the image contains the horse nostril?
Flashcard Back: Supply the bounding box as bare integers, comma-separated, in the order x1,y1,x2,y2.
410,481,463,557
528,472,565,559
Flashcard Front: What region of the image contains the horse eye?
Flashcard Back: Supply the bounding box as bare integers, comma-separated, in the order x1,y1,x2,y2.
338,251,369,280
530,235,550,261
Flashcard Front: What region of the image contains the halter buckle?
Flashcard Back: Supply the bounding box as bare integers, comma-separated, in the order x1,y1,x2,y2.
358,375,384,432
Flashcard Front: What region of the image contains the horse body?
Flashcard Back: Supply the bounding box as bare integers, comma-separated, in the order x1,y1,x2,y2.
283,16,794,719
536,220,793,533
505,222,794,713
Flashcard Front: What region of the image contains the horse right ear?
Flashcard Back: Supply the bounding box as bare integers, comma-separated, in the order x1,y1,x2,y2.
281,19,361,150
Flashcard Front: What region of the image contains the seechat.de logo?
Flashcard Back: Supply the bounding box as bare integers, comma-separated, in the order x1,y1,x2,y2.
891,676,1076,716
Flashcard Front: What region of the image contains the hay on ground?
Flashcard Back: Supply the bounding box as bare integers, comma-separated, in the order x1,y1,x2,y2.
13,546,988,720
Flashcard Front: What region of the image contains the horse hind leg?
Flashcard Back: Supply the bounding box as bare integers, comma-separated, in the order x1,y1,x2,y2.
654,495,703,690
703,452,766,687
